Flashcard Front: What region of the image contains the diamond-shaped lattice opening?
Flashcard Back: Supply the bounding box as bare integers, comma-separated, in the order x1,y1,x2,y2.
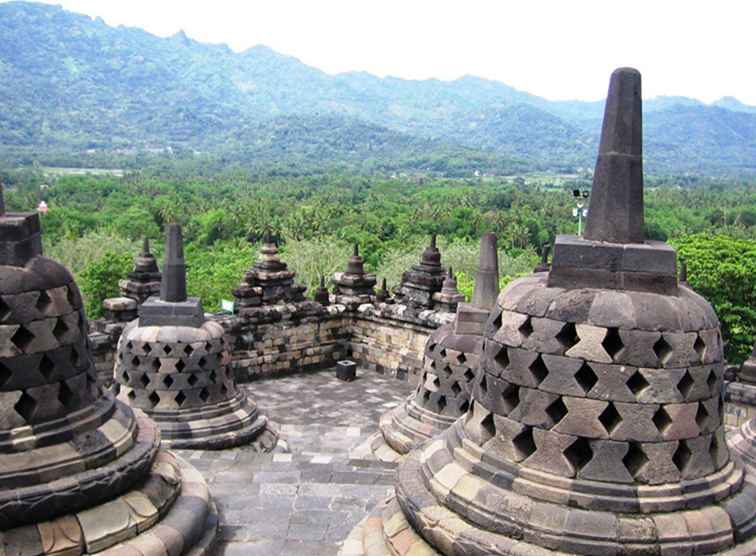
209,370,217,383
653,406,672,433
598,402,622,434
457,352,467,365
188,373,198,386
439,348,447,359
464,369,475,382
148,391,160,407
574,362,598,394
677,370,695,399
654,336,673,365
529,355,549,386
14,391,37,422
602,328,624,360
427,342,437,355
623,442,648,478
126,341,134,350
11,326,35,352
422,390,431,403
176,360,186,372
709,435,721,467
163,345,173,355
494,346,509,369
152,358,161,372
626,370,650,396
184,344,194,356
140,373,150,388
512,427,537,460
122,371,130,383
175,391,187,406
479,374,488,394
491,311,502,331
451,381,462,396
501,383,520,414
128,389,136,400
221,384,228,396
545,397,568,425
696,402,709,430
198,357,207,369
36,290,52,313
707,369,718,394
52,318,69,341
58,380,77,408
556,322,579,350
432,375,441,388
131,356,141,367
442,365,453,378
459,400,470,413
481,412,495,439
519,317,534,338
38,354,55,380
437,395,447,412
673,440,692,474
563,436,593,474
0,362,12,387
694,335,706,364
143,343,152,354
205,342,212,352
163,375,174,388
0,297,11,321
199,388,210,403
429,359,436,370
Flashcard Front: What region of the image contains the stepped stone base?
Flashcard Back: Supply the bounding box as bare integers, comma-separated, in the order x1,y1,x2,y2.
352,431,405,464
0,449,217,555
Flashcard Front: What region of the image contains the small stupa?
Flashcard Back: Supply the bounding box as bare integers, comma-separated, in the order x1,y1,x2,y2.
394,234,447,309
332,244,377,301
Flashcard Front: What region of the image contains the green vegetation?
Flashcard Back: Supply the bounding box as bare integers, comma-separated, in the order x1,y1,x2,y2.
6,168,756,363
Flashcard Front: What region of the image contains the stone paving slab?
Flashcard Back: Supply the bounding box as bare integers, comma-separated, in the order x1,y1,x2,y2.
175,369,412,555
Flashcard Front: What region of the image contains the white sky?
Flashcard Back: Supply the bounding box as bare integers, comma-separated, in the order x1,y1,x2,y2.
16,0,756,104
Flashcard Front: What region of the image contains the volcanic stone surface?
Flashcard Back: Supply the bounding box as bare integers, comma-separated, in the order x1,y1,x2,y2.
394,235,447,309
0,201,215,554
117,224,277,451
233,232,307,315
119,237,162,304
339,68,756,556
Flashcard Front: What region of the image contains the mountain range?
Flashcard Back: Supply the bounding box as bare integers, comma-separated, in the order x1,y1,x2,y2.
1,1,756,176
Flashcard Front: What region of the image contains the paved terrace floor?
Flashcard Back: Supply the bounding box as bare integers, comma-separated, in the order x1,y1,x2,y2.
175,369,414,556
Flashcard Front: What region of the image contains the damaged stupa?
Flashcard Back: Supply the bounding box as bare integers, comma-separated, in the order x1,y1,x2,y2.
233,230,306,315
0,194,216,554
119,237,162,304
116,224,278,450
371,233,499,462
394,234,447,309
341,68,756,555
332,244,377,303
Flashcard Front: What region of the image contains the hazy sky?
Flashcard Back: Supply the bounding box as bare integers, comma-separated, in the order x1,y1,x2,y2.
18,0,756,104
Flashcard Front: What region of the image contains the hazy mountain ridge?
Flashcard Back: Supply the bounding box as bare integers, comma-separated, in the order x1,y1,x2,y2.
1,1,756,175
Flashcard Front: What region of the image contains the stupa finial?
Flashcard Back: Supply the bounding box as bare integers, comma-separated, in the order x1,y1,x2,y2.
471,232,499,309
584,67,644,244
160,224,187,303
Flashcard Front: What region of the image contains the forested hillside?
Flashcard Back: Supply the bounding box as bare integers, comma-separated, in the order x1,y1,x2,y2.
2,1,756,175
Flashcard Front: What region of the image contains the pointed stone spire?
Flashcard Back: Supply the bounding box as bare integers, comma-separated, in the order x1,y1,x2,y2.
160,224,187,303
141,237,150,256
584,67,644,244
471,232,499,309
314,274,330,306
345,243,366,275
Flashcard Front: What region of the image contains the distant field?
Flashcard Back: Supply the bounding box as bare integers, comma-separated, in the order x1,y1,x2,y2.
40,167,125,177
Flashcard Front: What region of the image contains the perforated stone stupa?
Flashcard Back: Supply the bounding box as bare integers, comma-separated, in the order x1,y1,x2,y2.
117,224,277,450
0,195,216,554
233,231,306,315
119,237,162,304
372,234,499,462
341,68,756,556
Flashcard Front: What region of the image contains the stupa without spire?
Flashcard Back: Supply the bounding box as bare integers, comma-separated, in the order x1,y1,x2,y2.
332,244,377,300
233,230,306,315
119,237,162,304
394,234,448,309
117,224,277,450
341,68,756,556
0,194,217,553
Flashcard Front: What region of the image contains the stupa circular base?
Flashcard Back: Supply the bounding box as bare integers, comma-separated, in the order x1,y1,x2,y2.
379,398,456,456
0,450,217,555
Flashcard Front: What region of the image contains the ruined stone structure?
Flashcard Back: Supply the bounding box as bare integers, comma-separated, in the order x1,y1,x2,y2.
120,238,162,305
394,234,447,309
0,197,216,554
313,275,331,306
375,277,392,304
368,234,499,462
341,68,756,556
332,244,377,304
116,225,277,450
233,232,306,315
